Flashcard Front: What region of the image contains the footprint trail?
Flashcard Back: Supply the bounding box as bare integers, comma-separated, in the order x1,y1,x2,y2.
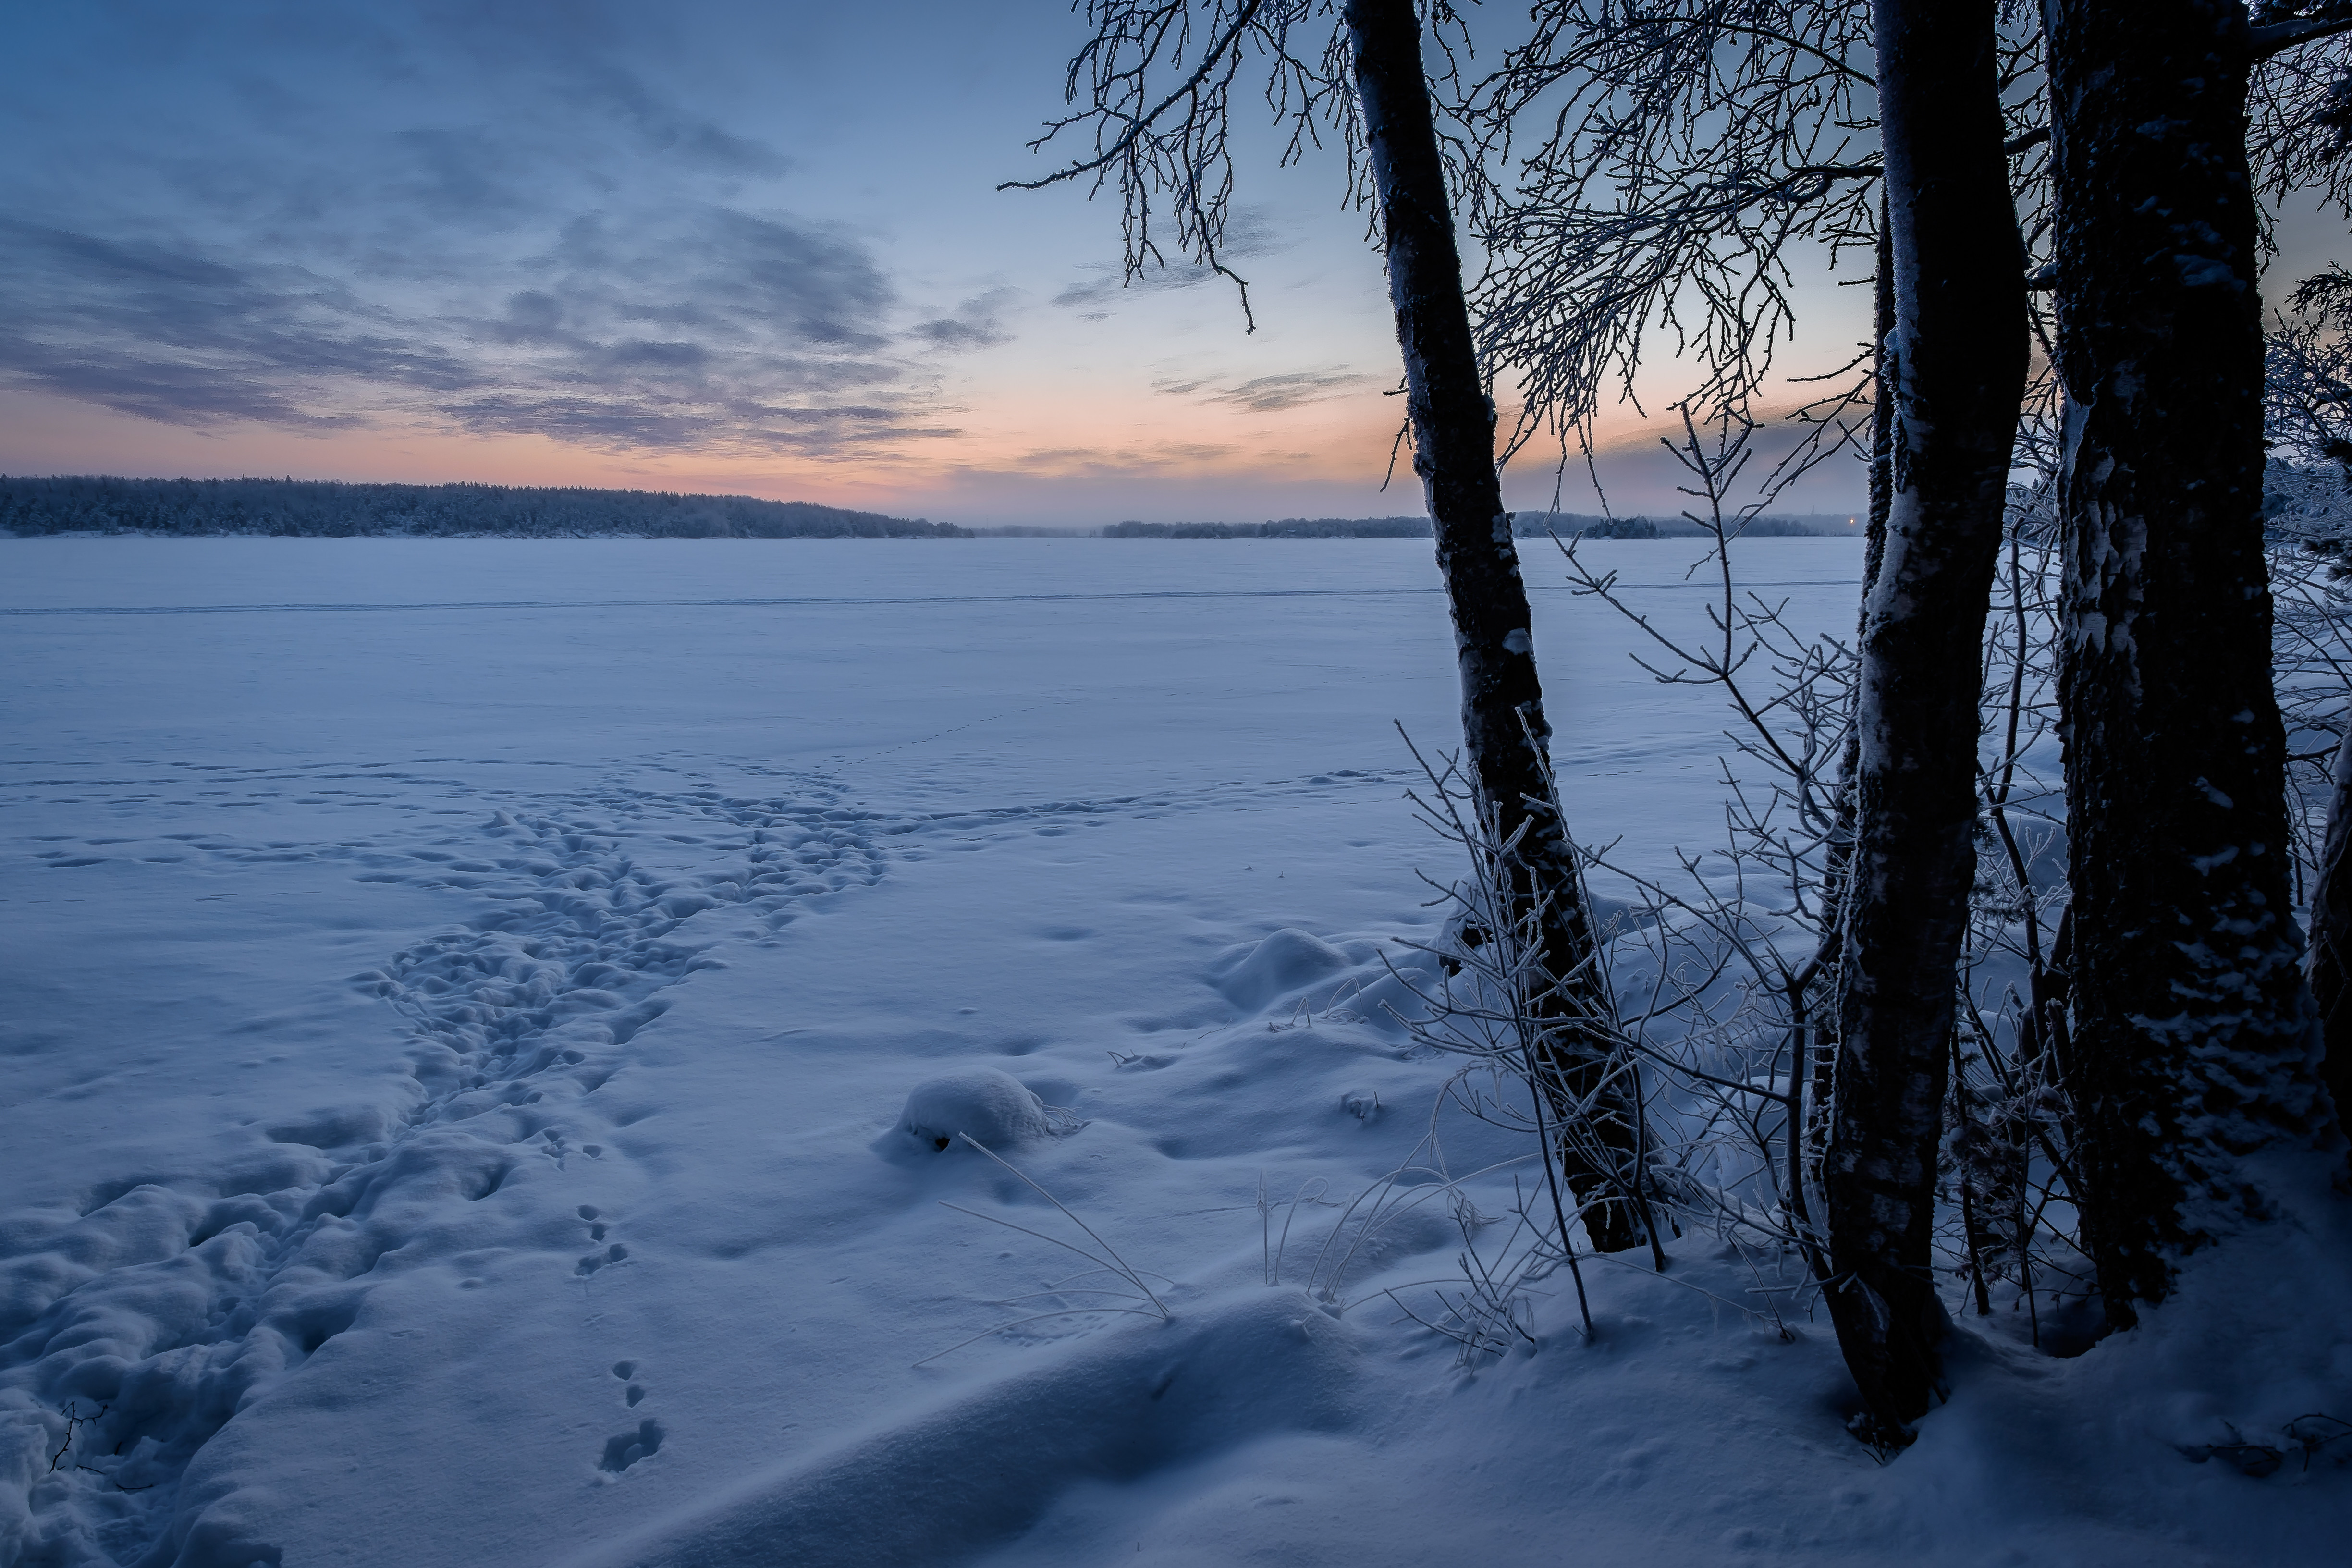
0,773,883,1564
0,759,1406,1564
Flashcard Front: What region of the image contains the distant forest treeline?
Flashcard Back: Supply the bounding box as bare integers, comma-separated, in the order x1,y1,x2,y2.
1105,512,1857,539
0,476,1862,540
1103,516,1433,538
1510,511,1858,539
0,476,966,538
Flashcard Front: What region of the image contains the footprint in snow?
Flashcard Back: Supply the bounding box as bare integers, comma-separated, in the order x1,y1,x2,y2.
598,1417,664,1474
612,1358,649,1409
575,1203,630,1277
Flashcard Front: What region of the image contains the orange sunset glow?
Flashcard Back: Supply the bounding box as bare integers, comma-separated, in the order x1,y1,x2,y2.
0,3,1872,527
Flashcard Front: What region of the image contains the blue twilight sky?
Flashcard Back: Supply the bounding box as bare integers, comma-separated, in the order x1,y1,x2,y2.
4,2,2335,527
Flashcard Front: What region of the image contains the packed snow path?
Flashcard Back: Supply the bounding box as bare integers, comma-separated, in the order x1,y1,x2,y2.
5,539,2341,1568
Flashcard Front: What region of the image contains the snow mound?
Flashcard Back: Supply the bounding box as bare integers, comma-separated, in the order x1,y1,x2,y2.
897,1069,1054,1152
1210,928,1352,1010
1334,964,1434,1034
563,1290,1365,1568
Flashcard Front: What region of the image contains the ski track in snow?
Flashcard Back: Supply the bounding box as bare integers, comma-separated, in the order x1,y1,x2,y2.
0,759,1400,1566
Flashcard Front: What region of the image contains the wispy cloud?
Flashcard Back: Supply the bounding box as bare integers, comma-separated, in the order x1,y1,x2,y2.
908,287,1020,351
1054,263,1223,313
0,204,949,457
1051,209,1285,316
573,65,793,176
972,441,1246,479
0,221,475,429
1156,367,1373,413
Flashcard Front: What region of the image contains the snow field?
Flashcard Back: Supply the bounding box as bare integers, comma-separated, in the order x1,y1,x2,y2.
3,537,2343,1568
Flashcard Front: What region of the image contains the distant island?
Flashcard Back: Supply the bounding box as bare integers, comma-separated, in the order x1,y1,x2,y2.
1103,516,1435,538
0,476,964,538
1,476,1861,540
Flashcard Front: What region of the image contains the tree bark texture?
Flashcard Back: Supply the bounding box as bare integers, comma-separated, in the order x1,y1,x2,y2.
1809,207,1899,1232
1827,0,2028,1438
1865,201,1897,595
1817,208,1901,971
2304,728,2352,1156
2044,0,2331,1326
1344,0,1649,1252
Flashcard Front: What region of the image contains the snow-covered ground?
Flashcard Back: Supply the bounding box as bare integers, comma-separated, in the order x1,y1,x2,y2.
1,537,2341,1568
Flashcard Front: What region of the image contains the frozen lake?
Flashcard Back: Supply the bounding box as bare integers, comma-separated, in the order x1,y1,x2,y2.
8,536,2316,1568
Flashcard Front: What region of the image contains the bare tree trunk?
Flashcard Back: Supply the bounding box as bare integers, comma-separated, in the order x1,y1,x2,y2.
1344,0,1649,1252
2044,0,2335,1327
1825,0,2026,1442
1819,209,1899,944
2304,727,2352,1157
1865,201,1897,594
1808,203,1898,1230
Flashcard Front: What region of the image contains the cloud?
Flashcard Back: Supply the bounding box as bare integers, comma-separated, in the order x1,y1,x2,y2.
404,3,789,175
1054,262,1220,311
1157,367,1373,412
911,318,1003,348
549,207,895,351
574,65,792,176
1051,209,1286,313
0,221,478,429
979,441,1244,478
0,205,952,458
386,128,533,221
909,289,1020,350
0,2,952,461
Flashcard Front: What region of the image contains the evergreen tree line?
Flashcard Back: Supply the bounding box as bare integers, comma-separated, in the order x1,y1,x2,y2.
0,479,1863,543
0,476,966,539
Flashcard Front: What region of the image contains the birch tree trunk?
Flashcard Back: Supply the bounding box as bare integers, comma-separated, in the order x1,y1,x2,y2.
2044,0,2334,1327
1825,0,2027,1441
1344,0,1649,1252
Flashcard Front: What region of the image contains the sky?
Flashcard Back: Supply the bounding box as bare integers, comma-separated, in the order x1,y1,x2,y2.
12,1,2314,530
